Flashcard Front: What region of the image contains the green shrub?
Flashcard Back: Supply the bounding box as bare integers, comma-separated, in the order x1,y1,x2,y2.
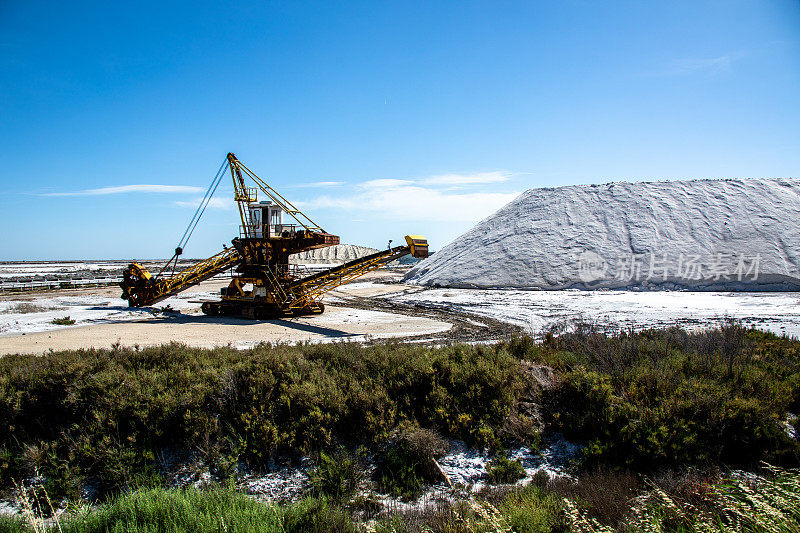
537,323,800,470
281,496,357,533
5,322,799,506
0,487,281,533
0,515,28,533
374,426,448,499
7,467,800,533
307,448,366,502
50,316,75,325
485,454,526,484
0,341,523,496
497,483,567,533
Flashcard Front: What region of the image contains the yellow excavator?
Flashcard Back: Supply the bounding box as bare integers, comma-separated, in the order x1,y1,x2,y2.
120,153,428,318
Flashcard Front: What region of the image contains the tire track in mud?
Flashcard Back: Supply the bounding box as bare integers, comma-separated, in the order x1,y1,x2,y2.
331,288,524,344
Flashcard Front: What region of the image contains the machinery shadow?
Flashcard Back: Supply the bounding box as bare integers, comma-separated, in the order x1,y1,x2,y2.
143,313,357,338
271,319,358,338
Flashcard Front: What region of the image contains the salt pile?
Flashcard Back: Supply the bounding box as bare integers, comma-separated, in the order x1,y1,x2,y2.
406,178,800,290
289,244,379,264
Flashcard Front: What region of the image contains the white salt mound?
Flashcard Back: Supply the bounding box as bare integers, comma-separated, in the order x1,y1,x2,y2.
289,244,379,264
405,178,800,291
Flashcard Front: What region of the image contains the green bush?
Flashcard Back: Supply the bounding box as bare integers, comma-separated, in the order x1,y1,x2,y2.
4,322,799,508
0,487,358,533
0,516,27,533
537,323,800,470
50,316,75,325
0,341,524,496
485,454,526,484
307,448,366,502
5,467,800,533
374,426,448,499
282,496,357,533
497,483,567,533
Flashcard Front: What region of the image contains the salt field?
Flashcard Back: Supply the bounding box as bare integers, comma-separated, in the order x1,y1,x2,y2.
387,286,800,337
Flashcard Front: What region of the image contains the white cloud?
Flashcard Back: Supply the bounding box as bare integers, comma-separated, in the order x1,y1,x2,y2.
290,181,346,188
668,55,733,75
292,170,521,223
422,171,512,186
302,183,519,222
651,52,747,77
44,184,204,196
173,197,233,210
361,179,415,188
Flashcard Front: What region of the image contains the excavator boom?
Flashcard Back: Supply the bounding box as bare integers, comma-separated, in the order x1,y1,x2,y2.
121,247,242,307
285,242,424,310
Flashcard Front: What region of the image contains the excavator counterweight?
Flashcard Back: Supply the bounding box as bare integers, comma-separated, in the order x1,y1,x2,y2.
119,153,427,319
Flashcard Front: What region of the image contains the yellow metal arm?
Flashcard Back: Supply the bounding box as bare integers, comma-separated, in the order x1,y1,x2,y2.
121,246,242,307
285,236,428,310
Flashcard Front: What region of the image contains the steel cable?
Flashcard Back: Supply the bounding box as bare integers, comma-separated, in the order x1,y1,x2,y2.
177,158,228,251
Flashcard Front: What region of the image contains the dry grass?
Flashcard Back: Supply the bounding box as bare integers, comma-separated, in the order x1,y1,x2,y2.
11,475,66,533
562,464,800,533
1,302,63,314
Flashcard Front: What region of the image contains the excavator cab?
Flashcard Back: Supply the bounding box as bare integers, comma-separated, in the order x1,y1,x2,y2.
248,201,286,238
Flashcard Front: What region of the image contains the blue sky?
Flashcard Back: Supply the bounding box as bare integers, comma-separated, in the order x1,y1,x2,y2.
1,1,799,260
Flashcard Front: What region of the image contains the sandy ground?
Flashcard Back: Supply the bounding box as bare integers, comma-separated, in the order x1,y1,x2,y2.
0,271,453,355
0,305,451,355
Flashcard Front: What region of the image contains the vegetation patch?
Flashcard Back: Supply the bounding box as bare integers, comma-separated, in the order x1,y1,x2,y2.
374,426,449,499
2,303,60,314
531,322,800,470
50,316,75,325
485,453,526,484
307,447,366,502
0,341,524,499
0,486,347,533
3,322,800,530
4,466,800,532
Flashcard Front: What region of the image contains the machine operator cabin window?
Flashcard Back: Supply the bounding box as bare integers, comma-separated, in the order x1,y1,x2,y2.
250,208,261,237
269,206,282,236
248,202,265,238
248,202,283,237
